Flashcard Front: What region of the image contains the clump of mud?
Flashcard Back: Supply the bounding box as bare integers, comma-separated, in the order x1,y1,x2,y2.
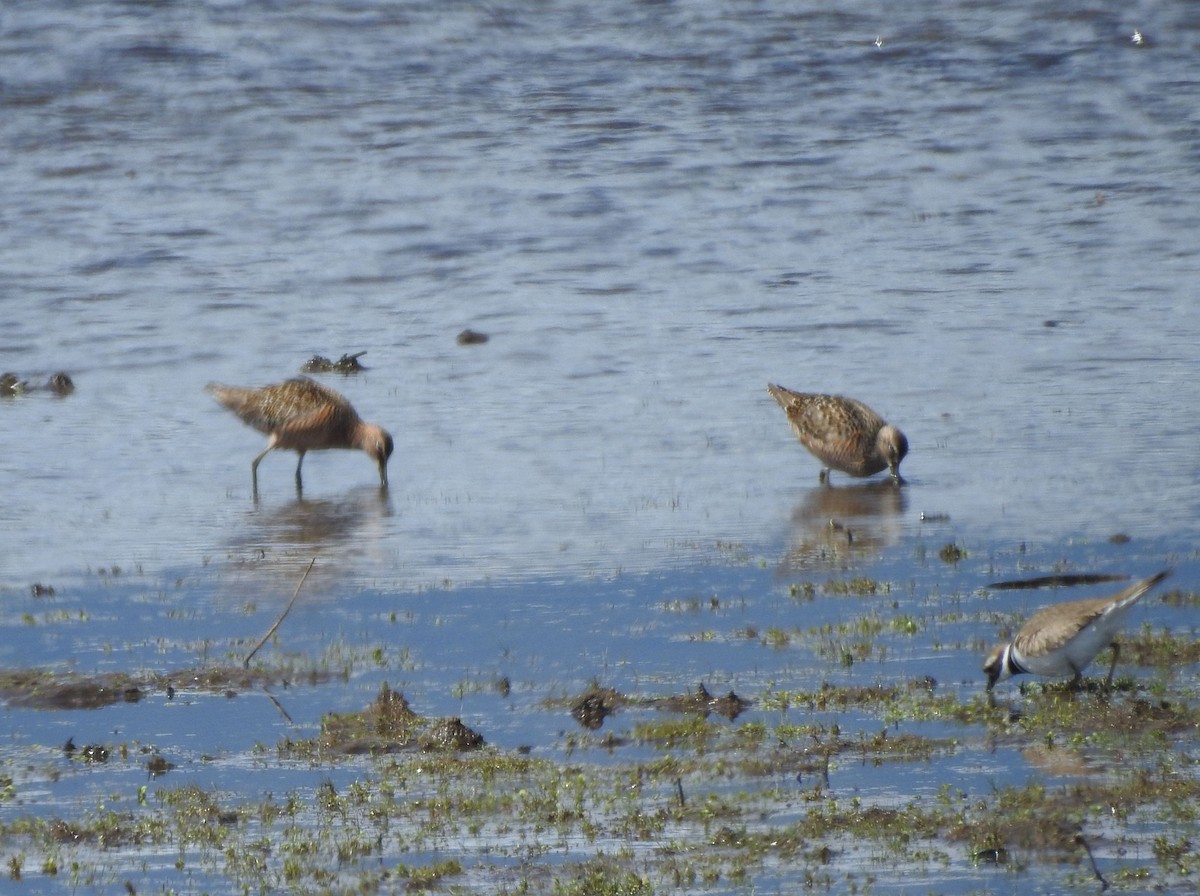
300,351,368,374
567,682,751,730
0,665,328,710
293,682,485,756
1,371,74,397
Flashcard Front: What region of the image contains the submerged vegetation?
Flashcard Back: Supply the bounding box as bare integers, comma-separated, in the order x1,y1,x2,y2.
0,571,1197,894
3,676,1197,894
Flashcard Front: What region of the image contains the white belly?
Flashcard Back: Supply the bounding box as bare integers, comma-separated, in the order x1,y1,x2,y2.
1016,624,1117,677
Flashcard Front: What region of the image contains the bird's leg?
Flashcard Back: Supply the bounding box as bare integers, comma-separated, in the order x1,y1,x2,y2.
1104,642,1121,689
819,469,830,485
251,447,271,496
1068,663,1083,692
294,451,306,493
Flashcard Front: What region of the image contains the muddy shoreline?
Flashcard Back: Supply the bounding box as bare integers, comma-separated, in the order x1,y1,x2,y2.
2,542,1197,895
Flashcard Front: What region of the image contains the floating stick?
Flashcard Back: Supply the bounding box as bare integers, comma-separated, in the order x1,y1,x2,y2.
1075,833,1110,891
243,558,316,669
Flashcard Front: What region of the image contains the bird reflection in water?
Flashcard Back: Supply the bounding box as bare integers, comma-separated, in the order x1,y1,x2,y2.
223,488,395,594
778,480,907,575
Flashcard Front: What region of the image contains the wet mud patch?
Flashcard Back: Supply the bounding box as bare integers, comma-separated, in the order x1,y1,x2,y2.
0,548,1197,894
989,685,1200,742
0,664,333,710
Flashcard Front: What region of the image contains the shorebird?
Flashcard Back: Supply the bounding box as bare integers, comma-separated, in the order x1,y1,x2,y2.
983,570,1171,692
207,377,393,493
766,384,908,483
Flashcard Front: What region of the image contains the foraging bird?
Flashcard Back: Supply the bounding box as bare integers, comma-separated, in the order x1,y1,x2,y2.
767,384,908,483
983,570,1171,692
207,377,393,493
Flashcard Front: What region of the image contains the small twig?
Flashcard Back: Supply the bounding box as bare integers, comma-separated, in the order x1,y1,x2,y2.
1076,833,1110,891
263,689,293,724
675,777,686,808
243,558,316,669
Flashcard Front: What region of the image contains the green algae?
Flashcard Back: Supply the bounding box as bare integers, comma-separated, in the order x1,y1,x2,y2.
823,576,886,596
3,674,1198,895
279,682,485,758
1,568,1197,894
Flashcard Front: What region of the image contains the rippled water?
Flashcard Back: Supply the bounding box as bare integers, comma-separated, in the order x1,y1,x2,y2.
2,0,1198,588
2,1,1199,893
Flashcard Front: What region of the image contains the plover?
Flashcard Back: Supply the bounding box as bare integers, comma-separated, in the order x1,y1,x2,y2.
983,570,1171,691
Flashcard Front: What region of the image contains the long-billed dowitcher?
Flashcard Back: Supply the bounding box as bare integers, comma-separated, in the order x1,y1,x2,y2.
983,570,1170,692
206,377,393,493
766,384,908,483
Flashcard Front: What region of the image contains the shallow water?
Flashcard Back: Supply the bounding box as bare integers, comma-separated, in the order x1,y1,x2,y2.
1,1,1199,893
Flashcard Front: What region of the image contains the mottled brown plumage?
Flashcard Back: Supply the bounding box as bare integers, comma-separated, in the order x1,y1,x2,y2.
207,377,393,493
767,384,908,482
983,570,1171,691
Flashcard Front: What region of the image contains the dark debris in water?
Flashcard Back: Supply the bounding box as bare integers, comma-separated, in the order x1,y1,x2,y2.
986,572,1129,590
567,682,751,731
456,328,489,345
0,672,137,710
0,665,330,711
571,685,622,730
81,744,110,762
62,742,111,763
47,819,94,845
0,371,74,397
654,682,752,720
147,754,175,777
300,351,368,374
424,717,485,752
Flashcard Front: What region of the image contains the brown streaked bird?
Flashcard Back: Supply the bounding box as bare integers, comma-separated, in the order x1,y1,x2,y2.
767,384,908,483
983,570,1171,692
206,377,393,493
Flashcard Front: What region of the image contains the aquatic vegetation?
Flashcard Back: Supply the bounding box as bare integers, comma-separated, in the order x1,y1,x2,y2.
824,576,885,596
1,664,1197,895
938,543,966,563
1124,625,1200,666
1159,586,1200,608
0,557,1196,895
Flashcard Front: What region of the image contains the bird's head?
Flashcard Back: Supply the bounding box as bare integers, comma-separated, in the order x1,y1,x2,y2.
878,425,909,482
982,643,1011,692
363,425,394,488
